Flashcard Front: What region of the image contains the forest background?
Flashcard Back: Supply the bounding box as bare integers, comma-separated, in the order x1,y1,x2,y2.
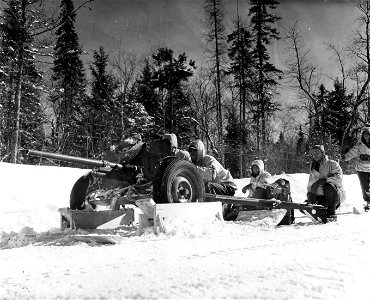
0,0,368,178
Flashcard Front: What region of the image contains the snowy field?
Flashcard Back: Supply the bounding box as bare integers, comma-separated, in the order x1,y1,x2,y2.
1,162,369,299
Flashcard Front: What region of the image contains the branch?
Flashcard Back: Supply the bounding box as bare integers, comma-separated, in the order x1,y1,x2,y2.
31,0,94,37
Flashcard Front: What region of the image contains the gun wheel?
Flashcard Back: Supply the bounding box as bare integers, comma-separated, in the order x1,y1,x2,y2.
69,172,93,210
153,158,205,204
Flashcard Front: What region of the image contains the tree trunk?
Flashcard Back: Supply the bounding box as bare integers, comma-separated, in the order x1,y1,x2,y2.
10,0,27,163
212,0,224,164
10,67,22,164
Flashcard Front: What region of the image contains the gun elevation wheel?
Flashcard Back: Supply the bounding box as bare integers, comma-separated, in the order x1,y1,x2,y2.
153,158,205,204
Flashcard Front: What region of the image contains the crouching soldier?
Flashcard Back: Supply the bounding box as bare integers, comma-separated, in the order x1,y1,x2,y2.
188,139,237,196
162,133,191,161
306,145,346,221
242,159,273,198
342,124,370,210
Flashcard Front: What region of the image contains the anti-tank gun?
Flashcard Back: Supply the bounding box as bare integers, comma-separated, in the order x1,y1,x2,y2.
26,149,136,178
27,137,329,226
26,148,140,209
27,138,205,210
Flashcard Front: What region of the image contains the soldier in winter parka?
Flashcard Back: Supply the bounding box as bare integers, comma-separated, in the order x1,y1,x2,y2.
307,145,346,220
162,133,191,161
188,139,237,196
242,160,273,199
342,125,370,205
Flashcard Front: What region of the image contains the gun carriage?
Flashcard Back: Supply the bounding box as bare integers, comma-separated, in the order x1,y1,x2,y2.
27,138,328,229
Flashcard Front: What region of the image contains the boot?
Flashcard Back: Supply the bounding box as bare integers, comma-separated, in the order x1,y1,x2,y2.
326,214,337,222
364,201,370,212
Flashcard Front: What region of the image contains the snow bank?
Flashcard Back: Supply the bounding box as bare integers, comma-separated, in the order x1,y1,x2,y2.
0,162,365,249
0,162,87,233
1,162,369,299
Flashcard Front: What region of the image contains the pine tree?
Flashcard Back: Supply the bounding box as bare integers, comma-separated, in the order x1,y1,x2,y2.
296,125,307,155
204,0,227,162
325,79,352,147
152,48,195,137
136,47,196,142
0,0,46,163
224,106,242,177
312,84,328,145
135,59,162,137
119,59,160,142
83,46,119,157
249,0,282,151
116,91,153,142
227,18,255,175
227,23,255,114
50,0,86,155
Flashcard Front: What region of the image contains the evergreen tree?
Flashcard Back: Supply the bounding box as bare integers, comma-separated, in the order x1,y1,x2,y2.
50,0,86,155
135,59,161,137
152,48,195,139
0,0,46,163
227,19,256,175
224,106,242,177
266,132,307,174
116,91,153,142
136,47,196,142
296,125,307,155
90,47,117,107
82,46,119,157
249,0,282,151
204,0,228,162
325,79,352,147
312,84,328,145
227,23,255,112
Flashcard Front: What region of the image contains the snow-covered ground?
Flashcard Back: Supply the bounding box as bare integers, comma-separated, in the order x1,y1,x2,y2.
1,162,369,299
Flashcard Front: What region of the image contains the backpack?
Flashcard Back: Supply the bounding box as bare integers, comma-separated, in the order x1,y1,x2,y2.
266,178,295,225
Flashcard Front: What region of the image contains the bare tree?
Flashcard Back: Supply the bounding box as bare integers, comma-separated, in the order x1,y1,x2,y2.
187,67,218,150
284,20,325,143
285,1,370,151
324,42,347,89
203,0,228,162
342,0,370,149
110,48,140,135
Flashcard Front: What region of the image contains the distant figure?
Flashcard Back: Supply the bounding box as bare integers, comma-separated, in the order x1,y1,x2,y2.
242,159,273,199
188,139,237,196
342,124,370,210
162,133,191,161
307,145,346,221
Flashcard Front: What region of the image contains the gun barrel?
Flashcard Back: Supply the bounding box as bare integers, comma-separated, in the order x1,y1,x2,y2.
26,149,123,169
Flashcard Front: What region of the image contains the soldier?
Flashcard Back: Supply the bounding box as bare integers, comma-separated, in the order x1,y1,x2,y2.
242,159,273,199
188,139,237,196
162,133,190,161
342,124,370,210
306,145,346,221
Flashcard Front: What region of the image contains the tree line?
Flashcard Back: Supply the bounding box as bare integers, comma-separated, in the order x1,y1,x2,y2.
0,0,369,177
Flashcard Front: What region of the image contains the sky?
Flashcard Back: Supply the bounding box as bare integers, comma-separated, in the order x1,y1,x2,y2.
69,0,363,119
74,0,358,76
1,161,370,298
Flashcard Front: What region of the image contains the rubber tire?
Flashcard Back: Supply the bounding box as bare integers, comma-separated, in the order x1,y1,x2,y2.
70,172,92,210
153,157,205,204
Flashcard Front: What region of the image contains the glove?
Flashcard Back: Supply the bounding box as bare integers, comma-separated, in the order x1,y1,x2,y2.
306,192,318,205
242,183,252,193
